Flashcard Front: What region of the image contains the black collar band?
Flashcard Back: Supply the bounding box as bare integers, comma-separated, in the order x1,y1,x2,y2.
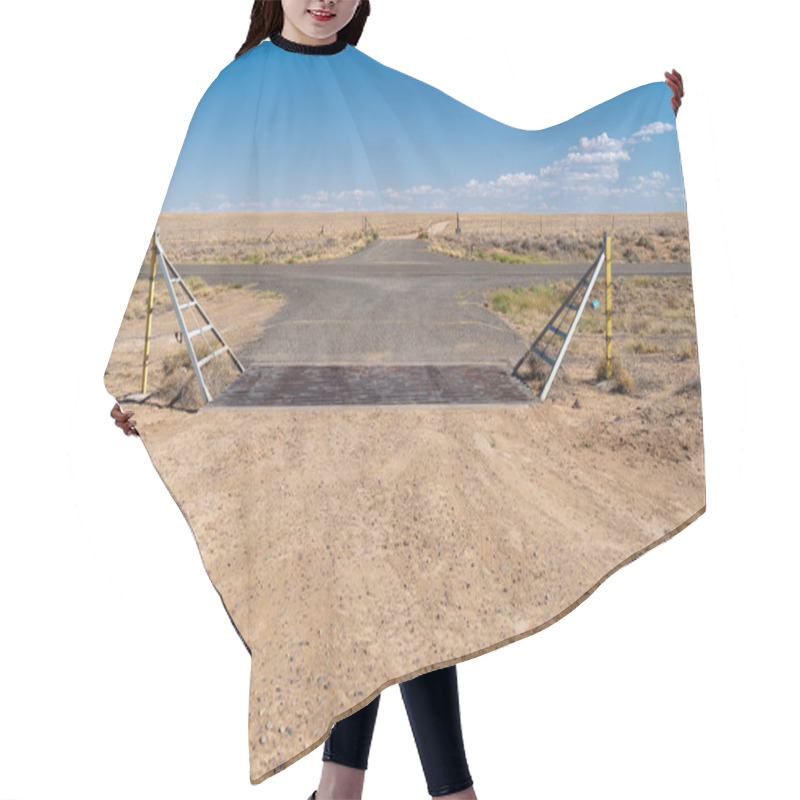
270,32,348,55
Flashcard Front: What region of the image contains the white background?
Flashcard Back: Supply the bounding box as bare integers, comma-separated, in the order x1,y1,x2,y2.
1,1,796,798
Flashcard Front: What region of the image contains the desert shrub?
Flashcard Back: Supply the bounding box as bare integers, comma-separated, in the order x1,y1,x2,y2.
516,353,550,383
671,242,690,258
185,275,208,293
490,252,529,264
676,340,698,361
491,293,511,314
675,377,701,396
595,356,635,394
636,235,656,251
631,340,665,354
665,291,681,309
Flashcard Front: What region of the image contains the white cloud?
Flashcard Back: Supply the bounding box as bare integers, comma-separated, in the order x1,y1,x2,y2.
629,121,675,141
300,188,377,204
606,171,674,200
382,184,448,209
256,119,678,212
533,120,674,200
562,149,631,165
534,131,632,196
270,187,378,211
628,171,669,192
575,132,627,152
495,172,539,187
450,171,539,199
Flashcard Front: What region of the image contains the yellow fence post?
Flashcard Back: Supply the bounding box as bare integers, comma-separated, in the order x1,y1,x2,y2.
141,230,158,395
604,232,613,380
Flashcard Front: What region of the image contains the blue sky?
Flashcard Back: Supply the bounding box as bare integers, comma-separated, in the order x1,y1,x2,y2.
163,40,685,215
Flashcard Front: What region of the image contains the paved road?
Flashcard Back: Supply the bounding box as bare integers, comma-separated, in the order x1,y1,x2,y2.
153,238,691,368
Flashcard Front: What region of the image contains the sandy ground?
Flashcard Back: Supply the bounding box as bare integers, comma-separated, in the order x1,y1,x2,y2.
105,275,704,784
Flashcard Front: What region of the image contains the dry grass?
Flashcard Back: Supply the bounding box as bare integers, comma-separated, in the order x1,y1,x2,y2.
153,212,381,266
122,275,254,321
105,277,285,412
155,339,244,410
631,340,666,355
594,356,635,394
141,212,689,268
488,273,700,399
428,211,689,264
677,340,698,361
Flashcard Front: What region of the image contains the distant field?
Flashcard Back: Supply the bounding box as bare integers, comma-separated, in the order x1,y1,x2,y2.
427,211,689,264
150,211,689,267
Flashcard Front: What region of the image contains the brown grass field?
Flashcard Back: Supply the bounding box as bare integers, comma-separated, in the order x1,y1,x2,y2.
151,210,689,267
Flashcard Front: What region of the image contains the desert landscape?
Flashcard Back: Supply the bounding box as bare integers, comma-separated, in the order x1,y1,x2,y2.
104,211,704,783
150,209,688,267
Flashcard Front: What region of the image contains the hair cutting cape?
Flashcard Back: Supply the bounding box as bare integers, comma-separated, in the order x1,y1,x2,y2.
104,33,705,785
